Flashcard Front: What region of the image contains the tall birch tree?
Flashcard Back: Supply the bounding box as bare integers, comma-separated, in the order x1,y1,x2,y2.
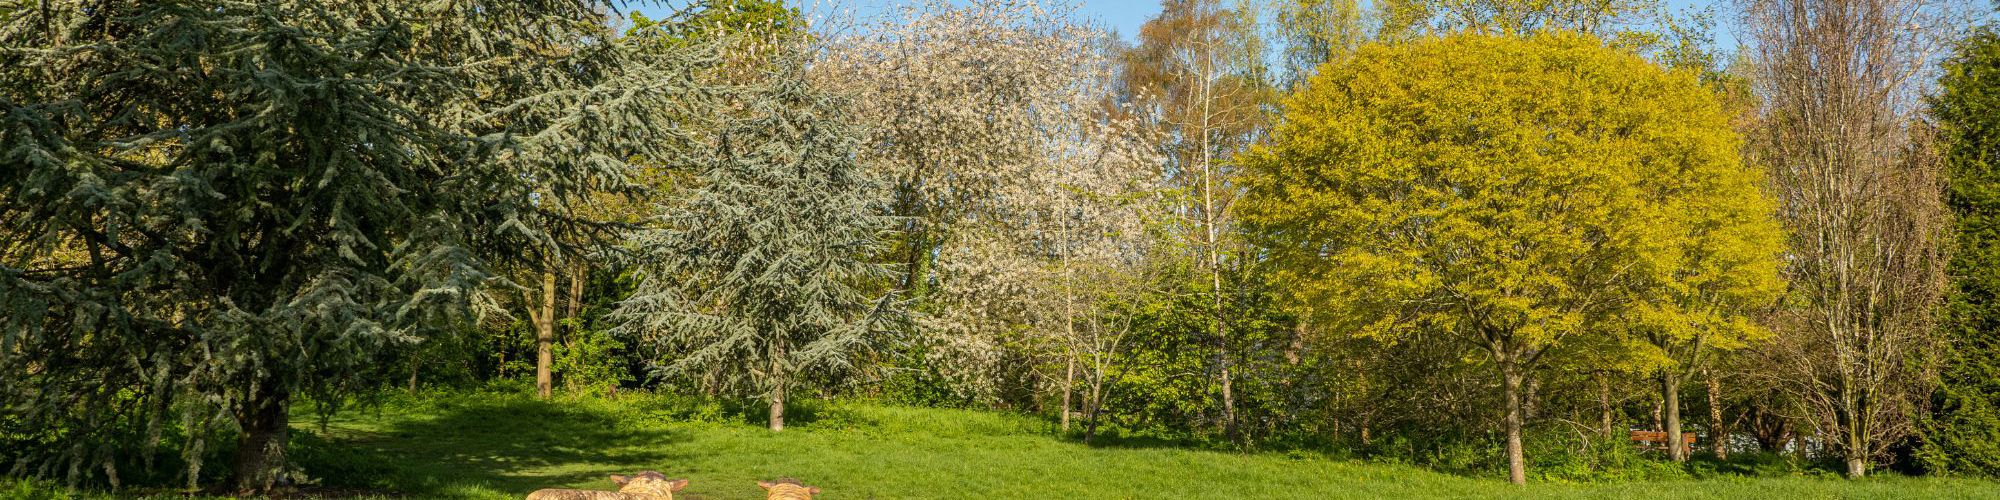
1120,0,1273,441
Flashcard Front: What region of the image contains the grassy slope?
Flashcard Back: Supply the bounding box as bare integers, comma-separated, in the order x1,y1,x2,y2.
277,390,2000,500
11,389,1999,499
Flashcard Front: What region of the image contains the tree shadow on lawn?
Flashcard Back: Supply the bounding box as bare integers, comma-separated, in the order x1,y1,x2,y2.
295,397,692,497
1070,427,1225,453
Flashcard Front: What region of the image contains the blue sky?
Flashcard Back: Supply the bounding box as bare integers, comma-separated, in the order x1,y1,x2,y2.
630,0,1731,47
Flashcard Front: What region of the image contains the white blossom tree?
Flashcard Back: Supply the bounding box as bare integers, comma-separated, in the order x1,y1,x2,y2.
818,1,1167,415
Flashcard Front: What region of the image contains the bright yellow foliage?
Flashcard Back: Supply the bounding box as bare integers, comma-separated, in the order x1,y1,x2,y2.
1239,32,1783,364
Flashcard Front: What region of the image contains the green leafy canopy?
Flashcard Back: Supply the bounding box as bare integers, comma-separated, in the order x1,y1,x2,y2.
0,0,716,488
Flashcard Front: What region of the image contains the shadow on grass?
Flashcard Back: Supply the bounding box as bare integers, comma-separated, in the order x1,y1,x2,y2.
1071,428,1221,452
294,396,690,497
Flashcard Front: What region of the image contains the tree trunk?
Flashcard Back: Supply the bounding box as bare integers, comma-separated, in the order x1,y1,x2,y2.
1502,359,1527,485
1359,415,1372,446
898,225,934,298
1196,48,1238,446
561,266,584,391
1058,211,1078,435
1061,357,1075,432
1706,369,1726,459
1750,407,1793,452
1664,371,1685,462
233,390,291,494
565,265,584,319
1843,374,1867,478
770,337,787,432
1211,261,1235,443
1845,425,1868,478
534,271,556,399
1597,370,1614,438
1083,368,1106,443
1524,377,1540,421
1652,399,1663,432
1220,356,1237,441
770,383,786,432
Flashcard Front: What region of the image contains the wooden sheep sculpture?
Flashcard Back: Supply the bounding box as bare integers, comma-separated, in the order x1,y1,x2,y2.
525,471,689,500
757,478,821,500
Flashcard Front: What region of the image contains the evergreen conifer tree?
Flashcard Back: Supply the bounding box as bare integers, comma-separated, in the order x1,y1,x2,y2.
0,1,711,491
615,51,898,432
1925,27,2000,477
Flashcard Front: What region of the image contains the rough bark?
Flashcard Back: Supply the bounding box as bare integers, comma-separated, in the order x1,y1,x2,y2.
1502,359,1527,485
1652,399,1663,432
1707,370,1727,458
533,271,557,399
232,390,290,494
770,383,786,432
1665,371,1685,462
770,336,787,432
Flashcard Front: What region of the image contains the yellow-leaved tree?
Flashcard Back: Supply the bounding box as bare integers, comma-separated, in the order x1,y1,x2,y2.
1239,32,1783,484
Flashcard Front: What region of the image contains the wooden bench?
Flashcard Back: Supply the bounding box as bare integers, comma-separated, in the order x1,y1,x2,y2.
1629,430,1695,454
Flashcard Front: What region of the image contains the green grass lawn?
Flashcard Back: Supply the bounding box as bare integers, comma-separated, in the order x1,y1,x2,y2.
287,389,2000,500
14,388,2000,499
